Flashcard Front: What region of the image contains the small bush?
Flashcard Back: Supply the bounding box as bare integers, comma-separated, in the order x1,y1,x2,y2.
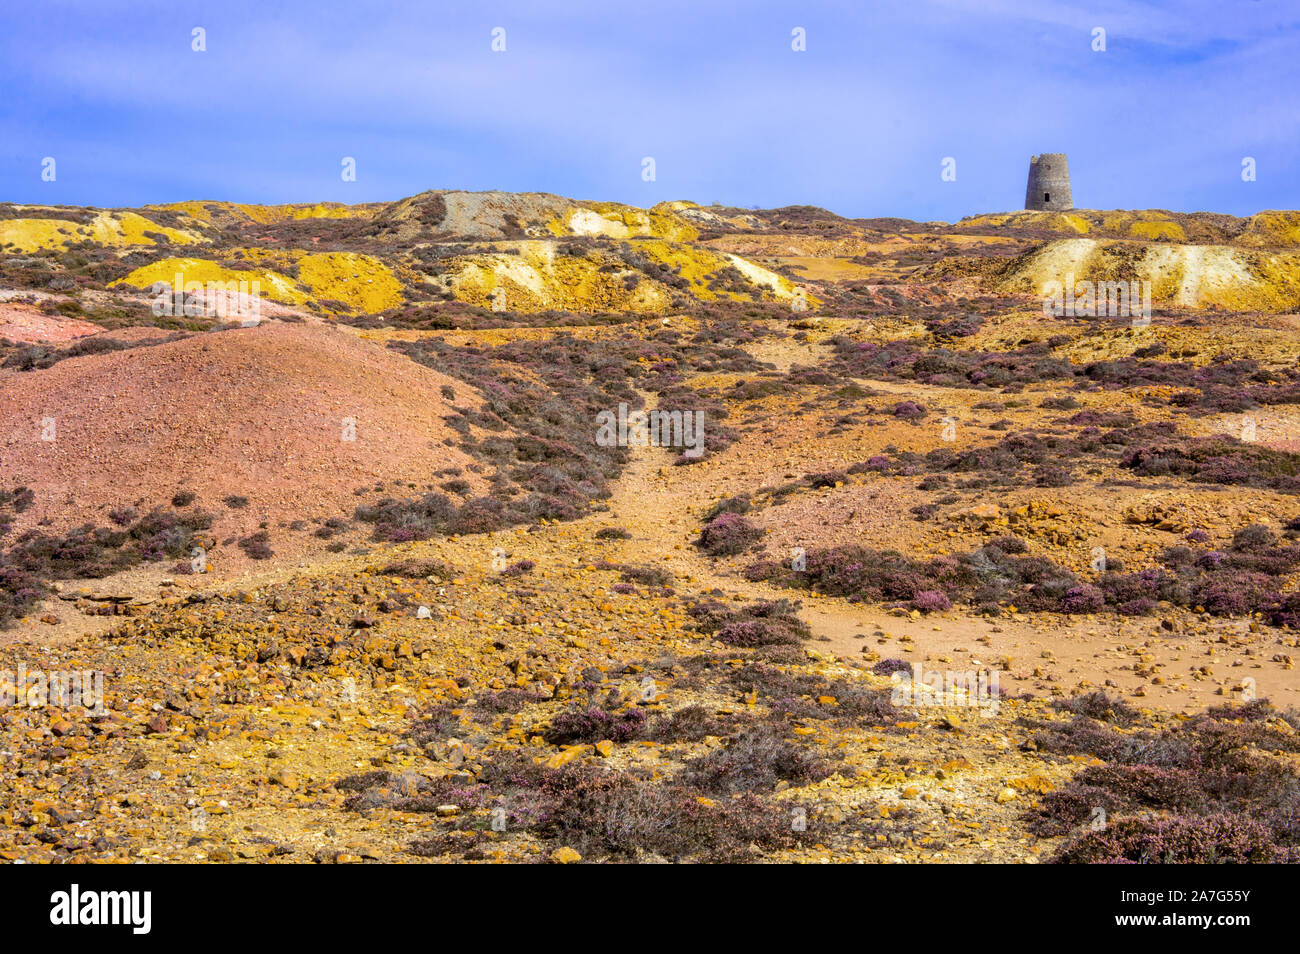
544,707,647,745
872,658,912,677
891,401,927,422
618,563,674,587
688,598,810,648
238,531,274,560
715,618,802,647
680,726,831,794
697,513,763,556
806,470,847,489
1191,571,1279,616
909,590,951,613
1052,813,1292,864
650,704,734,743
379,558,451,579
1051,691,1137,726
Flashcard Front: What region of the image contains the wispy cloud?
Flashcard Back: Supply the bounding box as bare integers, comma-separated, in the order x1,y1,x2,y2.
1,0,1295,217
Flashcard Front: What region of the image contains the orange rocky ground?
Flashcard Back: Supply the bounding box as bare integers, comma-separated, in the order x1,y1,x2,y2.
4,195,1300,865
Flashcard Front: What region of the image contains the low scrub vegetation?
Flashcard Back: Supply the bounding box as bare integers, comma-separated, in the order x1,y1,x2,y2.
746,526,1300,620
1026,698,1300,863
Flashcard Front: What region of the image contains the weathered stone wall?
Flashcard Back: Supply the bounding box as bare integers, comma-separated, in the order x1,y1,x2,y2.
1025,154,1073,210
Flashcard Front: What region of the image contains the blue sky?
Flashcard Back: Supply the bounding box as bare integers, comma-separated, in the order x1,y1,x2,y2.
1,0,1296,220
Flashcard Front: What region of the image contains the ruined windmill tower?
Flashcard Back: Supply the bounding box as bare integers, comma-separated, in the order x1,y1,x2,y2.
1025,153,1073,211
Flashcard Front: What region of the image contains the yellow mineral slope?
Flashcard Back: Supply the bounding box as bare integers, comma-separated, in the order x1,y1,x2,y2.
1240,211,1300,249
1000,237,1300,311
112,250,408,313
557,202,699,243
144,200,379,232
958,208,1300,247
438,238,804,313
0,209,206,253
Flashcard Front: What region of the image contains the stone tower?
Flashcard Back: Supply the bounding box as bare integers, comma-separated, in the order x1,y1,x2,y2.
1025,153,1073,211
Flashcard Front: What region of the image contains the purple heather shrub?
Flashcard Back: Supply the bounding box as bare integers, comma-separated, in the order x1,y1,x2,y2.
688,598,810,648
989,535,1029,555
502,559,536,576
715,618,799,647
1064,410,1134,428
1185,529,1211,543
1114,597,1157,616
544,707,647,745
1061,584,1105,614
680,726,831,794
910,503,940,521
926,554,979,592
1203,699,1286,723
616,564,674,587
1006,554,1071,586
1231,523,1278,551
0,564,46,626
1051,691,1137,725
1195,549,1229,570
925,314,984,339
1191,571,1281,616
648,704,736,743
457,747,817,862
749,524,1296,621
1029,697,1300,861
806,547,931,602
473,688,546,715
1031,765,1208,839
1032,463,1074,487
891,400,927,422
697,512,763,556
1157,545,1196,570
1052,813,1293,864
1098,569,1172,608
852,455,894,473
1122,436,1300,492
1269,594,1300,629
1028,783,1122,837
872,658,913,677
909,589,951,613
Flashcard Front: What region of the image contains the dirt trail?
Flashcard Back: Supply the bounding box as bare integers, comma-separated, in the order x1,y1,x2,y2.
8,327,1298,713
597,372,1299,715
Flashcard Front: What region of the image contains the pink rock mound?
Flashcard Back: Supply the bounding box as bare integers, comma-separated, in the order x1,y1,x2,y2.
0,322,488,539
0,303,100,343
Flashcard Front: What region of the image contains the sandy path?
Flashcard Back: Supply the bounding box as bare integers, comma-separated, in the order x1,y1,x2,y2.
8,326,1299,713
596,375,1300,715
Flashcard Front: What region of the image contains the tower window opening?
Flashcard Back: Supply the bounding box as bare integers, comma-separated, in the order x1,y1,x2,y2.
1044,193,1050,202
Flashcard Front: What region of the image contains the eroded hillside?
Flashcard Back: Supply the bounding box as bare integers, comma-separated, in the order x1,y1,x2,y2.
4,193,1300,864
